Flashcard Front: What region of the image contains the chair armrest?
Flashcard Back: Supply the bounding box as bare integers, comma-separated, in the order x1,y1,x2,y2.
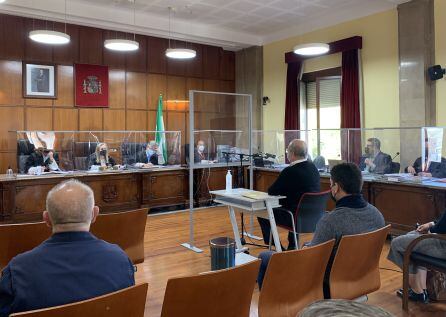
403,233,446,268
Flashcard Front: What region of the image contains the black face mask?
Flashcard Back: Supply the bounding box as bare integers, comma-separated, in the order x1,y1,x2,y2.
330,191,337,202
99,149,107,157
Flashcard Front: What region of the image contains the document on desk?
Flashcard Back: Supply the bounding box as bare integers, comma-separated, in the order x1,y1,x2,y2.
240,190,271,200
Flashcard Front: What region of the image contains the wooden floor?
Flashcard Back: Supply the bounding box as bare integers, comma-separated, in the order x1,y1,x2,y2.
135,206,446,317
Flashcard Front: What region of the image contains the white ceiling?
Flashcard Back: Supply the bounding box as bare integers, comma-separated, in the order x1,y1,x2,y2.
0,0,410,50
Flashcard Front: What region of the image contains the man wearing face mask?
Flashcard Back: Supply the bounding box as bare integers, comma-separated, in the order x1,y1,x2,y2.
25,147,60,175
308,163,384,297
136,141,159,167
195,140,207,163
359,138,392,174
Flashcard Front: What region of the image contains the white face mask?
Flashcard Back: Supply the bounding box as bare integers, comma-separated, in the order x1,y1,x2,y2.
198,145,205,152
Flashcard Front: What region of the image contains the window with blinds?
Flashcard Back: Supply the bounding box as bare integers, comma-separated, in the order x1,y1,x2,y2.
303,77,341,160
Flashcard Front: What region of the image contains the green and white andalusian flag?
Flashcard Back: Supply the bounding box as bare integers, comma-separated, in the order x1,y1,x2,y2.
155,94,167,165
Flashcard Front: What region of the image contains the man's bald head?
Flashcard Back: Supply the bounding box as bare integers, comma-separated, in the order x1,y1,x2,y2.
287,139,308,162
45,179,98,233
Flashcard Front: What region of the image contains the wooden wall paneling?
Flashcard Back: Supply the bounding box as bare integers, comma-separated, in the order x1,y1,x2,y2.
166,76,186,110
0,107,24,151
186,77,203,93
220,80,236,114
109,69,126,109
79,108,103,131
126,110,147,131
0,15,25,60
126,35,147,72
24,98,53,107
147,73,166,111
202,45,220,79
166,111,186,151
52,23,79,65
219,50,235,80
126,72,147,109
202,79,220,112
53,65,74,107
104,109,126,131
186,43,203,78
54,108,78,131
79,26,103,65
25,107,52,130
0,60,24,106
103,30,126,69
167,40,187,76
0,152,17,173
147,110,157,131
147,36,167,74
24,19,53,62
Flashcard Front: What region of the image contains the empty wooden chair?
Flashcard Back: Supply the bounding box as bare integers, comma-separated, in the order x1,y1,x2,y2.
91,208,148,264
160,260,261,317
258,239,335,317
10,283,148,317
329,225,391,299
0,221,51,269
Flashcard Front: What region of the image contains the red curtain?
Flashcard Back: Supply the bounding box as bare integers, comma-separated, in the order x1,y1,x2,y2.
340,49,361,163
284,62,302,161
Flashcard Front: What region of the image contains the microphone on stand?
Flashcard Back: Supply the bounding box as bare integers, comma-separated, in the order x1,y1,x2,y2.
392,152,400,160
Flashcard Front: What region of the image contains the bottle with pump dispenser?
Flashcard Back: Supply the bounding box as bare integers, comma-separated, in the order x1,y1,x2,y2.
225,170,232,191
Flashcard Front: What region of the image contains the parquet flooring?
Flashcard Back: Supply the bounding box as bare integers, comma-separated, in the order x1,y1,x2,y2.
135,206,446,316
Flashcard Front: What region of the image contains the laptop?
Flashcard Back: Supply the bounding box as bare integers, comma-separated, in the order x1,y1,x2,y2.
328,159,346,170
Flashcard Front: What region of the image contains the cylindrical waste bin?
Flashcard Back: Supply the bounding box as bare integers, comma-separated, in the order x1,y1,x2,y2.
209,237,236,271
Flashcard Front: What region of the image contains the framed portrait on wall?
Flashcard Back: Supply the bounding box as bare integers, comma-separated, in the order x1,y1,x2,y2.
23,62,57,99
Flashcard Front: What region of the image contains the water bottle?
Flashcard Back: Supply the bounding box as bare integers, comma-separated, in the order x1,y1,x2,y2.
6,166,14,178
225,170,232,191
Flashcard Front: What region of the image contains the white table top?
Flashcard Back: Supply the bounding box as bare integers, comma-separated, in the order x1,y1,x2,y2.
210,188,285,202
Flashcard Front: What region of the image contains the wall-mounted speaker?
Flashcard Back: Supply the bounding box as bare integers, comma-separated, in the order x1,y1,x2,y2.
428,65,445,81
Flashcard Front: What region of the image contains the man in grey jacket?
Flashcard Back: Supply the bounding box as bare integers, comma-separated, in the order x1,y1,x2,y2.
257,163,385,296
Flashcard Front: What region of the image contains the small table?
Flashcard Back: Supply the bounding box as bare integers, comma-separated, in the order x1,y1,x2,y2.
210,188,286,253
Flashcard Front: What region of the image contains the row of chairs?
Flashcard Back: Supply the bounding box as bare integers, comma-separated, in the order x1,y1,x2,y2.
4,219,391,317
0,208,148,269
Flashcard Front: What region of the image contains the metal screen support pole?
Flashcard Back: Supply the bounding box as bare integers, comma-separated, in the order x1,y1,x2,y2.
181,90,203,253
243,94,262,241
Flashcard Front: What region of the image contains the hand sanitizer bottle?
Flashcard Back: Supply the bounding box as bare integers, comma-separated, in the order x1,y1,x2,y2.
225,170,232,191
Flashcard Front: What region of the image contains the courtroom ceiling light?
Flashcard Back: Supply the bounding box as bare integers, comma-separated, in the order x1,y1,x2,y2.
0,0,6,3
104,0,139,51
165,7,196,60
29,0,70,45
293,43,329,56
104,39,139,51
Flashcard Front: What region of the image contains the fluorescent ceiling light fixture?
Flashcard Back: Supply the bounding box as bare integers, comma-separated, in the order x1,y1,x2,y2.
293,43,330,56
0,0,6,3
29,30,70,45
104,39,139,51
165,48,196,59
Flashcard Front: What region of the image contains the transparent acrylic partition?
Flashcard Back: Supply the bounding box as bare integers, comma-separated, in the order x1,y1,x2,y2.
183,90,253,253
15,130,181,174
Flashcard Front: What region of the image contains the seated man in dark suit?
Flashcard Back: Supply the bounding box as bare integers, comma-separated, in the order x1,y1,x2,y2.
25,147,60,174
257,139,320,250
0,179,135,316
359,138,392,174
135,141,159,167
406,138,446,178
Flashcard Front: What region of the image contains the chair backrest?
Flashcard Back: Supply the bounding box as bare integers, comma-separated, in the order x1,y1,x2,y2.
10,283,148,317
391,162,400,173
258,240,335,317
313,155,326,169
0,222,51,269
91,209,148,264
160,260,260,317
295,190,331,233
329,225,391,299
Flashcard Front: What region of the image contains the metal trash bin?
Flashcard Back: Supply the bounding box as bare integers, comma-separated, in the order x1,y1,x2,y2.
209,237,236,271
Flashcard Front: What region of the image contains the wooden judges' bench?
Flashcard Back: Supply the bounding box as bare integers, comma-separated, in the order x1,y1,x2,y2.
254,167,446,235
0,166,238,223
